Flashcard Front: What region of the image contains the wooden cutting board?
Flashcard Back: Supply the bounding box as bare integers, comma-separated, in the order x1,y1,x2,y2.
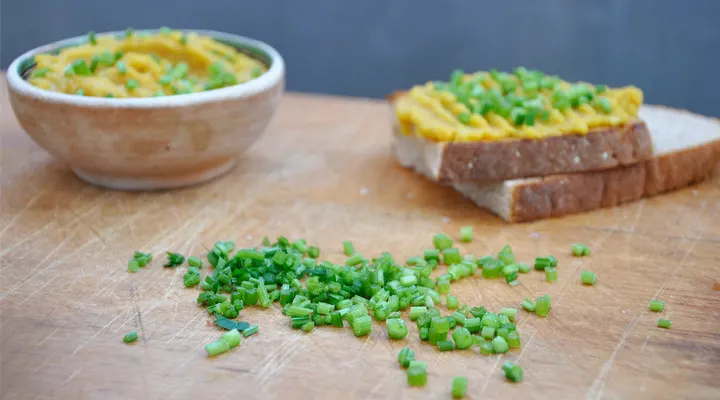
2,79,719,400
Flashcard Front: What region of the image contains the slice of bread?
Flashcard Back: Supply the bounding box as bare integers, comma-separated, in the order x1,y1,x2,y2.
451,105,720,222
390,92,654,184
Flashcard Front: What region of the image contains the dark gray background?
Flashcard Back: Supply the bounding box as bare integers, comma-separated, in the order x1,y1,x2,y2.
2,0,719,116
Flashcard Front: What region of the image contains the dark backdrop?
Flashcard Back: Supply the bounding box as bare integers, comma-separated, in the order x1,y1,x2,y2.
2,0,719,116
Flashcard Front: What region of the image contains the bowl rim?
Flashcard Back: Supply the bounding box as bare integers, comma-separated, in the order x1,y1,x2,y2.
6,29,285,108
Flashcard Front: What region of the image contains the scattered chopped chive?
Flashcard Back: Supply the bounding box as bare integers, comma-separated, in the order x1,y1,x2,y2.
507,331,521,348
220,329,242,348
123,331,138,343
433,233,453,250
251,66,263,78
657,319,672,329
130,252,150,269
451,376,468,398
649,300,665,312
31,67,51,78
442,248,462,265
127,259,141,273
398,346,413,367
517,262,531,273
459,226,473,242
481,326,495,340
534,255,558,270
479,341,494,355
595,84,607,93
345,253,364,266
452,327,473,350
438,340,455,351
424,249,440,262
497,245,515,265
164,252,185,267
69,60,91,76
301,321,315,332
457,111,471,125
545,267,558,282
387,318,408,340
535,294,551,317
481,260,503,279
205,340,229,357
125,27,134,38
187,256,203,268
88,31,97,45
446,295,459,310
179,34,188,45
521,298,536,312
596,97,612,114
242,324,259,337
125,79,138,90
159,75,172,85
407,364,427,387
76,89,85,96
581,271,597,285
105,93,114,98
503,361,523,382
571,243,591,257
500,308,518,321
352,315,372,336
116,61,127,74
343,240,355,256
464,317,482,333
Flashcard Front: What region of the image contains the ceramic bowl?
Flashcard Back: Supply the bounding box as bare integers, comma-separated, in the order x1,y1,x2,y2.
6,29,285,190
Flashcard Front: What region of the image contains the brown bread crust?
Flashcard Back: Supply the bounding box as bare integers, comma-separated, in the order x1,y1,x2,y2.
507,141,720,222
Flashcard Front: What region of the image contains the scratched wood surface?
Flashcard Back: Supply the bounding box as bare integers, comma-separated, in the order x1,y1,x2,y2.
2,77,720,400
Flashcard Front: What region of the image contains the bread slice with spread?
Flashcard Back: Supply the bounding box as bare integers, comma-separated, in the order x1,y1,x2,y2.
452,105,720,222
391,68,652,183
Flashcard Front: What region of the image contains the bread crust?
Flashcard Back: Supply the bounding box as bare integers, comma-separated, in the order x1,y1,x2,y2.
389,92,653,183
505,140,720,222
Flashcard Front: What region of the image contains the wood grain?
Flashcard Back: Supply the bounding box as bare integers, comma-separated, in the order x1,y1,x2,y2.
2,77,720,400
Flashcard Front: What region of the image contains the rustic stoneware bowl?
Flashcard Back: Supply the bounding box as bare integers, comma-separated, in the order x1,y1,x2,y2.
6,29,285,190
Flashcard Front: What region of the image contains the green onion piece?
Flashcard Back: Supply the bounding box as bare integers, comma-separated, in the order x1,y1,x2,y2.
657,319,672,329
446,295,459,310
452,311,466,326
571,243,591,257
123,331,138,343
649,300,665,312
464,317,482,333
457,111,471,125
521,298,536,312
424,249,440,262
187,256,203,268
286,306,313,317
387,318,408,340
301,321,315,333
316,302,335,315
76,89,85,96
503,361,523,382
545,267,558,282
438,340,455,351
407,364,427,387
497,245,516,265
595,84,607,93
88,31,97,45
481,313,499,328
596,97,612,114
534,255,558,270
307,245,320,258
398,346,413,366
342,240,355,256
131,251,152,267
492,336,509,353
535,294,551,317
432,233,453,250
419,326,430,341
459,226,473,242
69,60,91,76
470,306,487,318
452,327,473,350
179,34,188,45
330,311,344,327
507,331,521,348
159,75,172,85
431,316,450,334
159,26,172,34
220,329,242,348
205,340,230,356
479,341,494,355
127,259,141,273
437,278,451,294
481,326,495,340
581,271,597,285
164,252,185,267
352,315,372,336
31,67,51,78
125,79,138,90
345,253,364,266
517,263,531,273
240,324,258,337
451,377,468,398
500,308,518,321
399,274,418,287
125,27,134,38
442,248,462,265
482,260,503,279
510,107,526,125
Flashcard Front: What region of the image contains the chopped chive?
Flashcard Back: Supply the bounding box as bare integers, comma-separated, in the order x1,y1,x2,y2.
457,111,471,125
31,67,51,78
452,327,473,350
159,26,172,34
446,294,459,310
105,93,114,98
179,34,188,45
464,317,482,333
534,255,558,270
451,376,468,398
70,60,91,76
125,79,138,90
130,251,150,268
581,271,597,285
76,89,85,96
545,267,558,282
159,75,172,85
125,27,134,38
127,259,141,273
88,31,97,45
387,318,408,340
123,331,138,343
503,361,523,382
521,298,536,312
251,66,263,78
595,84,607,93
407,364,427,387
497,245,515,265
492,336,509,353
649,300,665,312
301,321,315,332
500,308,518,321
481,326,495,340
595,97,612,114
657,319,672,329
187,256,203,268
432,233,453,250
205,340,229,357
424,249,440,262
479,341,494,355
116,61,127,74
535,294,551,317
164,252,185,267
343,240,355,256
242,324,259,337
345,253,364,266
571,243,591,257
459,226,473,242
517,263,530,273
220,329,242,348
437,340,455,351
507,331,521,348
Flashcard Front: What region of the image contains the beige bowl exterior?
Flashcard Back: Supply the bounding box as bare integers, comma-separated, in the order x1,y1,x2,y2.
6,30,285,190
